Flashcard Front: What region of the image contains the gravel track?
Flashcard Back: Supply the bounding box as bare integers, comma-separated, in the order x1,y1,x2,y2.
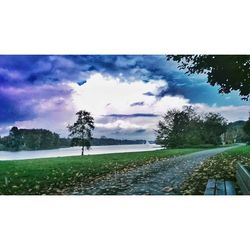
73,146,239,195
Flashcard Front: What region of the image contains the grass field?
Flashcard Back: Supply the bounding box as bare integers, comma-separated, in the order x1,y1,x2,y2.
181,145,250,195
0,148,203,195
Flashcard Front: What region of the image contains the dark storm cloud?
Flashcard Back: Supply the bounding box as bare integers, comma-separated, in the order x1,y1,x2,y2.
77,80,87,85
0,55,185,87
0,92,36,123
106,113,159,118
130,101,144,107
0,55,88,86
109,128,149,139
134,129,146,133
65,55,171,83
143,91,155,96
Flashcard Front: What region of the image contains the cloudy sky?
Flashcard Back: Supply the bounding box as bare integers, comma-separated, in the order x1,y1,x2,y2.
0,55,249,140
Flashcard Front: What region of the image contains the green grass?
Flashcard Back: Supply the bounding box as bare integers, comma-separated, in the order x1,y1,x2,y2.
181,145,250,195
0,148,203,195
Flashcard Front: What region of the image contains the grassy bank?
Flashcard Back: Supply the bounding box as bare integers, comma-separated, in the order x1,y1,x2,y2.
0,148,202,195
181,145,250,195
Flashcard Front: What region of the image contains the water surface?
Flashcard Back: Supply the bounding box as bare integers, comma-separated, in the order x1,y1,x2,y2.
0,144,162,160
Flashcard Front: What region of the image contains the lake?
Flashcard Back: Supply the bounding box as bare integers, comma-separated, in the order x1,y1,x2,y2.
0,144,162,160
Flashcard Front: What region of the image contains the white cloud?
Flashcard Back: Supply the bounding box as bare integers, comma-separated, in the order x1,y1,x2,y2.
68,73,191,116
68,73,167,116
96,120,147,130
194,103,250,121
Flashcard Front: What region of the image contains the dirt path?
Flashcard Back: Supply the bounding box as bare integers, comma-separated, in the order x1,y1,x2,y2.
72,145,240,195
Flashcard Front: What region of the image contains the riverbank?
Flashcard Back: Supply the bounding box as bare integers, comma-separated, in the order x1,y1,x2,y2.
180,145,250,195
0,148,202,195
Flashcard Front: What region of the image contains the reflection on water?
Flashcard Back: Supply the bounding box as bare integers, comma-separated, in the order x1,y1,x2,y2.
0,144,162,161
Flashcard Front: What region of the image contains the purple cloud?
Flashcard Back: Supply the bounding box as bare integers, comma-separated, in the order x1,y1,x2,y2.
0,84,72,124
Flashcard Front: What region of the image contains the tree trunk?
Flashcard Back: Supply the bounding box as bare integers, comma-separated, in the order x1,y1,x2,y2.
81,132,85,156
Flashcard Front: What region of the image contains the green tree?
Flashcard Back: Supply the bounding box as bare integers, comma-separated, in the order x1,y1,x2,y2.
202,113,227,145
8,126,22,151
243,118,250,142
167,55,250,99
225,121,248,144
156,107,227,148
156,106,202,148
0,136,5,150
68,110,95,156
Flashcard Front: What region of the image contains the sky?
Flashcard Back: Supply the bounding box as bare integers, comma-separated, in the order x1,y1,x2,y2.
0,55,249,140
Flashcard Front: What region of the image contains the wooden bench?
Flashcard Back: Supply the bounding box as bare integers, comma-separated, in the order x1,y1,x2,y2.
204,162,250,195
204,179,236,195
236,162,250,195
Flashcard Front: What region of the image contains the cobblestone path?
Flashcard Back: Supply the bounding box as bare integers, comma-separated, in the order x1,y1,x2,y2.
72,146,239,195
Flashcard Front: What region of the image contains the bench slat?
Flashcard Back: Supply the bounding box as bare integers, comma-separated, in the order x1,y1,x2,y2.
236,164,250,194
236,171,250,195
204,179,216,195
225,181,236,195
215,180,225,195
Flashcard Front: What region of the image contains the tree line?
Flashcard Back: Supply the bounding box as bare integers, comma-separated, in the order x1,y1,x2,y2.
92,136,147,146
0,126,147,152
0,127,70,151
156,106,249,148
